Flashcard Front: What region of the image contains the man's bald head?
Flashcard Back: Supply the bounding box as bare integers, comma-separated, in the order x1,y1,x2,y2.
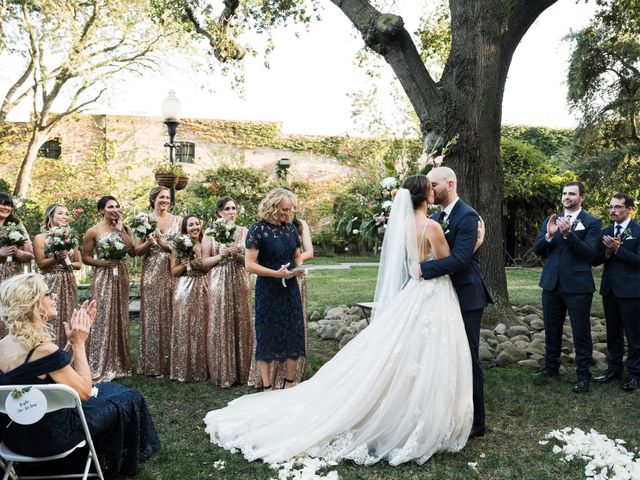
427,166,458,207
427,166,457,185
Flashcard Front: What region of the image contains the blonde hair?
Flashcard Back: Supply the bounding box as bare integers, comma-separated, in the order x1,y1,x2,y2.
42,204,65,231
257,188,297,224
0,273,54,349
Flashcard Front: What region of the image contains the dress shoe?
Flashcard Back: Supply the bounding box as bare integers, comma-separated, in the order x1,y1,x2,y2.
536,368,559,377
621,377,639,392
469,425,486,439
594,371,623,383
572,379,590,394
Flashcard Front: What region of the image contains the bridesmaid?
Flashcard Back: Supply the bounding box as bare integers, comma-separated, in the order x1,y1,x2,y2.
0,192,34,338
251,214,313,388
81,196,135,382
135,187,180,377
170,215,209,382
203,196,253,388
33,204,81,347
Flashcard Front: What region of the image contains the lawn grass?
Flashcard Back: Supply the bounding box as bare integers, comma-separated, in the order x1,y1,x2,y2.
123,333,640,479
117,264,629,478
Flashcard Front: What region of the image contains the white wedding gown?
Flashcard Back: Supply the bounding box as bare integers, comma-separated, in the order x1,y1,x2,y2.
204,190,473,466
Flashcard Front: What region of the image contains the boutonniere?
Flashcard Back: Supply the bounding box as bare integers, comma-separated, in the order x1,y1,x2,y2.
621,229,635,241
441,219,449,231
572,218,583,229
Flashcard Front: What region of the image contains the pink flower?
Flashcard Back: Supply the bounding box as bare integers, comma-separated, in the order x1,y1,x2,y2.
433,155,444,166
74,208,82,214
417,153,429,169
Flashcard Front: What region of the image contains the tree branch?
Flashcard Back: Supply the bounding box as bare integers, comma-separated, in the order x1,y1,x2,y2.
500,0,558,70
0,59,34,121
45,87,106,128
329,0,441,133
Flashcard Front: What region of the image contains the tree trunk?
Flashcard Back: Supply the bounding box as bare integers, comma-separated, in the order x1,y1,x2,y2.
13,127,47,197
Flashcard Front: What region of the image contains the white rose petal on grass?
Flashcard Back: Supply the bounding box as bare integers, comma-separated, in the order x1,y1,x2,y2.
352,229,359,235
212,460,226,470
468,462,478,469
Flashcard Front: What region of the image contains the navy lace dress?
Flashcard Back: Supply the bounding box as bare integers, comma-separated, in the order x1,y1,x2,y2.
246,220,305,362
0,348,160,478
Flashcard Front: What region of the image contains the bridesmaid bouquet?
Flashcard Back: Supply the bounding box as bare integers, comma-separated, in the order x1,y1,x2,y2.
170,233,195,272
96,236,128,278
206,218,237,245
44,226,78,271
0,224,28,263
128,212,158,241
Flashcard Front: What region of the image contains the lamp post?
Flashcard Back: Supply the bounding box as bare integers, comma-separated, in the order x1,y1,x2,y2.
160,89,182,207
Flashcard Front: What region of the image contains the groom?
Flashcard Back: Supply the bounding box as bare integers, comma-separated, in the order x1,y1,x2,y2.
420,167,492,439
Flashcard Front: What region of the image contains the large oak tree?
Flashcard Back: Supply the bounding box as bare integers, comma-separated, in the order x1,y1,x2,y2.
166,0,561,320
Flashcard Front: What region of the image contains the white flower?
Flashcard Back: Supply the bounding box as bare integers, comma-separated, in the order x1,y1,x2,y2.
8,231,22,241
184,238,193,247
381,200,393,210
380,177,397,190
352,229,359,235
344,247,349,251
114,241,125,250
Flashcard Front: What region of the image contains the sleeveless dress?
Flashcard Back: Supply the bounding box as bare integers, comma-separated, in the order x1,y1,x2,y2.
42,250,78,348
0,224,29,338
207,226,254,387
170,267,209,382
88,231,131,383
204,226,473,466
137,216,180,377
0,348,160,477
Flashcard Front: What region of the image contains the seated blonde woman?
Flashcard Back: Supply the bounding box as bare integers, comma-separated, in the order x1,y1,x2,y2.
0,273,159,477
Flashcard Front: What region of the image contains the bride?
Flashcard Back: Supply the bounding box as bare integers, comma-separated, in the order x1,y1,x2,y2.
204,174,480,466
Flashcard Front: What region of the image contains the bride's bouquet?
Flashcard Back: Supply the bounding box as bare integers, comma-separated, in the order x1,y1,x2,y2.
128,212,157,241
96,236,128,278
44,226,78,270
0,224,28,263
206,218,236,245
169,233,195,272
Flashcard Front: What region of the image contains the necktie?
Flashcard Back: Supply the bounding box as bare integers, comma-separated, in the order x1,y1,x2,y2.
615,225,622,237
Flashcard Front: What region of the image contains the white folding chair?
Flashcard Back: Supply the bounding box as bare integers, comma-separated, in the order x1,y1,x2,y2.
0,384,104,480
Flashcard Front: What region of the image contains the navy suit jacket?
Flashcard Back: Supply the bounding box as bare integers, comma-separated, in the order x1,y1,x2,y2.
533,210,602,294
593,220,640,298
420,199,491,313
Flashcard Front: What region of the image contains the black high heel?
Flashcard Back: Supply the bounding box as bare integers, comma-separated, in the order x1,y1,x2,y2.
283,378,295,389
261,384,273,392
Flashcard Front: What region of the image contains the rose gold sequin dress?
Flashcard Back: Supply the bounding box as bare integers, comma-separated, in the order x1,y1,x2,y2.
170,269,209,382
137,217,179,377
0,259,23,338
88,231,131,382
207,227,254,387
42,250,78,347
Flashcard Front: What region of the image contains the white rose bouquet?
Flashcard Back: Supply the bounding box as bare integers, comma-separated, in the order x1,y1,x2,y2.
206,218,237,245
128,212,158,241
96,236,128,278
169,233,195,272
44,226,78,270
0,225,28,263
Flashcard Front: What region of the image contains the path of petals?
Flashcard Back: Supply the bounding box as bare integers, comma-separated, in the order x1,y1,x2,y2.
544,427,640,479
269,457,339,480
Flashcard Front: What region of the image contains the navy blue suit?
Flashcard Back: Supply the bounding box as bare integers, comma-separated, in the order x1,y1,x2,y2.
420,199,492,429
593,220,640,378
533,210,602,379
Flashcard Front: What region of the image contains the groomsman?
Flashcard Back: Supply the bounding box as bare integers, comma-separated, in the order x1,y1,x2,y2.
533,181,602,393
593,193,640,392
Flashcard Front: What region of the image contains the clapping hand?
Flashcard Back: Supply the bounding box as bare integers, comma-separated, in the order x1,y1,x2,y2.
546,214,559,239
474,216,485,252
64,300,97,346
602,235,622,256
556,216,572,236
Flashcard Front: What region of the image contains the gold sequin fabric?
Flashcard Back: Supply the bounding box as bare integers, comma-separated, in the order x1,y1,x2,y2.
249,272,308,388
0,260,23,338
42,251,78,348
170,271,209,382
207,227,254,387
88,232,131,382
137,219,179,377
